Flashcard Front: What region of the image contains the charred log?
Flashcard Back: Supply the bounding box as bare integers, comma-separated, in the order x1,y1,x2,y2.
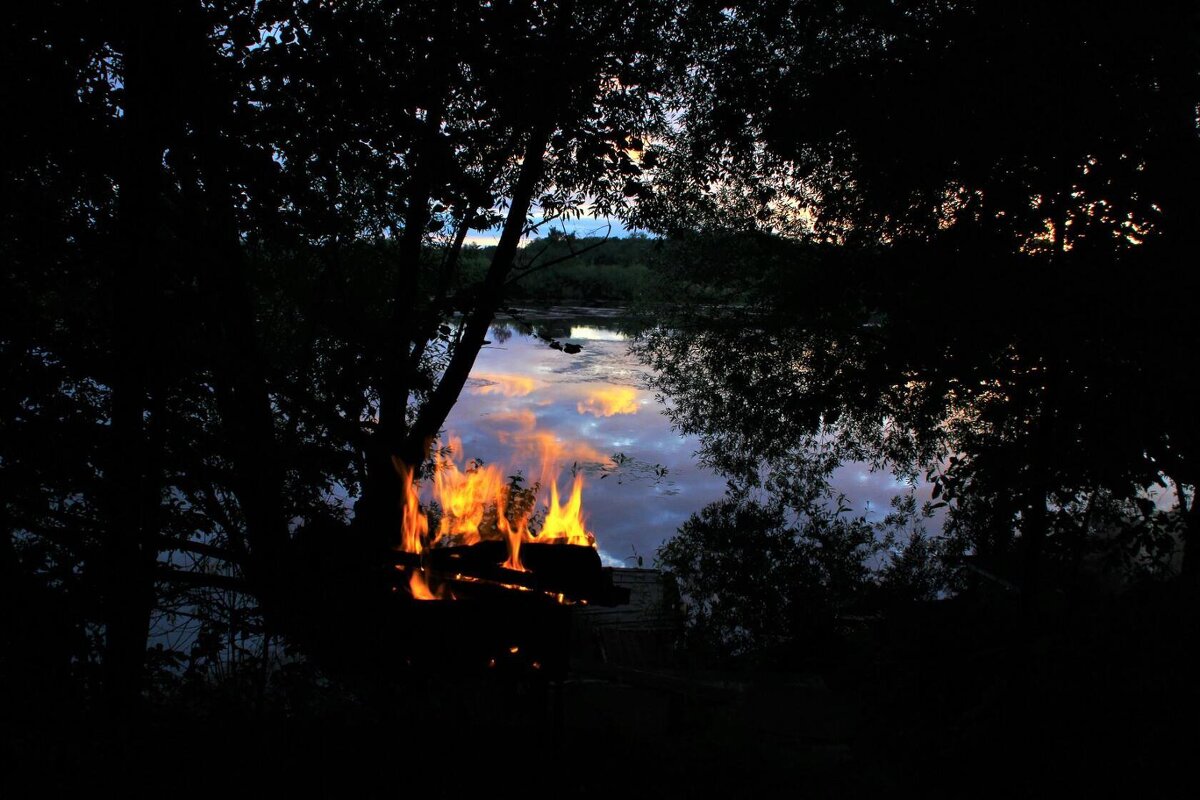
387,541,630,606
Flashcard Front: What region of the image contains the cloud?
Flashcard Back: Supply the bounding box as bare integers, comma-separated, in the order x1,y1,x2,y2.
577,386,640,417
480,407,610,485
470,373,539,398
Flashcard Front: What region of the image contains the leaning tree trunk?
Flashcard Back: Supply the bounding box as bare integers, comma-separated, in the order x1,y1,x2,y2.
355,119,555,545
356,104,445,551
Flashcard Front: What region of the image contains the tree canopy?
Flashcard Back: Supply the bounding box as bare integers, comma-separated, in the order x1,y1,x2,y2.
634,0,1200,651
4,0,1199,730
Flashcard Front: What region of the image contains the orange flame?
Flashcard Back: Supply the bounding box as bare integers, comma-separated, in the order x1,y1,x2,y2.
395,423,601,597
408,568,437,601
539,472,595,546
397,461,437,600
430,438,508,547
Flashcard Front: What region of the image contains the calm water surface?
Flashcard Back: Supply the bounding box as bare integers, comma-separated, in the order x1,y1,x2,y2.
441,308,925,566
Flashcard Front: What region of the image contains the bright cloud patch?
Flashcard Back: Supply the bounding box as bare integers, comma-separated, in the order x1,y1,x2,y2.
577,386,640,417
470,373,538,398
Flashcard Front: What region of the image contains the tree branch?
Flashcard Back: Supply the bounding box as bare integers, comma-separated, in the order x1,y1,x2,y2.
156,535,242,564
154,565,248,593
400,119,557,465
505,224,613,288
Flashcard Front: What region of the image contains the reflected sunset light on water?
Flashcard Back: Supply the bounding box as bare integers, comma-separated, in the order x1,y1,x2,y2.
443,311,929,567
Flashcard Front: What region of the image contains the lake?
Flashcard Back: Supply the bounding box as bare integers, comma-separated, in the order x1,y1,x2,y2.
441,307,929,567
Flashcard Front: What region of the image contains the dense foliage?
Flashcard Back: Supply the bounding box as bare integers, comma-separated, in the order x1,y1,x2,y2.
2,0,687,714
4,8,1199,787
640,0,1200,657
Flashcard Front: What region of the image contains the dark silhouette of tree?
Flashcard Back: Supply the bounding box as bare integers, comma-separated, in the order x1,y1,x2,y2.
658,491,885,660
636,0,1200,599
3,0,685,709
643,1,1199,250
4,2,1199,768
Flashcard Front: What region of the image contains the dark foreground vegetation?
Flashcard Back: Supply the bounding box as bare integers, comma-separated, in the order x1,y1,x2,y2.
8,583,1196,796
5,0,1199,794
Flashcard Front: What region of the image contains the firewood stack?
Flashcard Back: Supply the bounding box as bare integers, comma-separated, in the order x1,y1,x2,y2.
384,542,630,678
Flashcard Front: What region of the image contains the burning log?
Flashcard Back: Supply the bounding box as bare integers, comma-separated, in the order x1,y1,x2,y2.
387,541,629,606
390,433,618,603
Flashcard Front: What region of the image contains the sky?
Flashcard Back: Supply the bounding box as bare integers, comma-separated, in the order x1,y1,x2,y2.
465,213,648,246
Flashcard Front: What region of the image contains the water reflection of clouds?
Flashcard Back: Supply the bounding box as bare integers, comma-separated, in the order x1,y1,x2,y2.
447,324,728,563
449,320,931,564
833,464,934,524
569,325,629,342
576,386,640,417
469,372,539,397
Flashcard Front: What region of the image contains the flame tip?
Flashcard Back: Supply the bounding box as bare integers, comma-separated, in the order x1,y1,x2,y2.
399,427,597,598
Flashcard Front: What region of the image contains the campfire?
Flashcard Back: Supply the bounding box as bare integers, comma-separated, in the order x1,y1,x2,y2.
391,434,625,608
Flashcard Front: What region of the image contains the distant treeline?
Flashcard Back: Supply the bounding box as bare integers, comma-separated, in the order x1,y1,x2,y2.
460,232,664,304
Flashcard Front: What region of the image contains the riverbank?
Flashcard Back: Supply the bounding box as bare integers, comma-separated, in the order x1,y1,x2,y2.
8,582,1195,797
